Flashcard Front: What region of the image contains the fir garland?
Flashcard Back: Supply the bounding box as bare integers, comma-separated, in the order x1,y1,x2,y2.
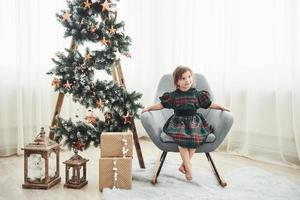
48,0,143,152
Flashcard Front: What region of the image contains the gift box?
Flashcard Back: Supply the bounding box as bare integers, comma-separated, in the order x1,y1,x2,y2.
101,132,133,158
99,157,132,191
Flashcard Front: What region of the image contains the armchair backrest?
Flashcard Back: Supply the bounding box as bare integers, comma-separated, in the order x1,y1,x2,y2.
154,73,215,120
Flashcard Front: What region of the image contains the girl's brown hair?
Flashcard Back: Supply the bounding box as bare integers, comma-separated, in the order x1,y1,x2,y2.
172,65,194,88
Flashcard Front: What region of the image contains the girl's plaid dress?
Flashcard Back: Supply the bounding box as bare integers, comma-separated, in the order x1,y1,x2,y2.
160,88,216,148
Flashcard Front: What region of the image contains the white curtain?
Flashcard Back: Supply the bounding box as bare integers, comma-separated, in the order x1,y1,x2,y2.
0,0,81,156
118,0,300,167
1,0,299,168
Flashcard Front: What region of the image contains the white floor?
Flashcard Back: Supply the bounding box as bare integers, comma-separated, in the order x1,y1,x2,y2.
0,138,300,200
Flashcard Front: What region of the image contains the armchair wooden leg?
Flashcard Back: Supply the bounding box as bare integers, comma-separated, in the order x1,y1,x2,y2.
151,151,167,185
205,153,227,187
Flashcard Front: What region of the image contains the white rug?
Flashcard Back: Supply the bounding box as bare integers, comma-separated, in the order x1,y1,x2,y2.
102,160,300,200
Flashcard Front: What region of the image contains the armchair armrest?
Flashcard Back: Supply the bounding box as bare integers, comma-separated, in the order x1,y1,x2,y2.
196,109,234,152
141,111,166,147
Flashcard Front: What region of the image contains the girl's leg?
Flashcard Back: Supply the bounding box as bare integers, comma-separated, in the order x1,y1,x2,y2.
179,148,196,174
178,146,192,181
179,163,186,174
188,148,196,160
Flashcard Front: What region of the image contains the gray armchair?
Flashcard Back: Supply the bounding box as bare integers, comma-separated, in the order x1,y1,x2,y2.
141,73,234,186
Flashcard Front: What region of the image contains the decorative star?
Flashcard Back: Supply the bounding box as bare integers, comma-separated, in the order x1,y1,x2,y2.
74,140,85,151
109,25,116,34
83,0,92,9
90,25,97,33
51,78,60,88
85,114,97,125
122,112,133,124
63,80,72,90
51,79,59,88
84,53,92,61
62,11,72,21
100,37,109,46
96,99,105,109
101,0,110,12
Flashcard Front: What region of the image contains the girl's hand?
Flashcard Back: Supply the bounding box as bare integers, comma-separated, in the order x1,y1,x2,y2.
141,108,150,114
221,107,230,112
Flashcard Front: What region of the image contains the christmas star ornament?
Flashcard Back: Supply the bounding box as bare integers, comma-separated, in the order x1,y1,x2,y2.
122,112,133,124
109,25,116,34
83,0,92,9
90,25,97,33
100,37,109,46
62,11,72,21
101,0,110,12
51,78,60,89
96,99,105,109
84,53,92,61
63,80,72,90
74,140,85,151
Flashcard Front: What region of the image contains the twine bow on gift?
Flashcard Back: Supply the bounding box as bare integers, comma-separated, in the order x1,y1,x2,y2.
121,135,129,158
112,159,119,190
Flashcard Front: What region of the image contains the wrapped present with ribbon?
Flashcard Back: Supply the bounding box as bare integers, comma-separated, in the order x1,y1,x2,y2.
100,132,133,158
99,157,132,191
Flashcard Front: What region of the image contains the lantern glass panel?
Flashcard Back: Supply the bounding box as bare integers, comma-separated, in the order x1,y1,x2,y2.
80,166,84,180
49,150,57,178
28,153,45,182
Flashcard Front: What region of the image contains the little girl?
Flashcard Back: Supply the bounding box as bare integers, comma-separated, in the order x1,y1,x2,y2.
142,66,230,181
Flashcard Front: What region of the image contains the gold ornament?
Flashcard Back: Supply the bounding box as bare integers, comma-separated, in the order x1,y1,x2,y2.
51,78,60,89
122,112,133,124
83,0,92,9
101,0,110,12
62,11,72,21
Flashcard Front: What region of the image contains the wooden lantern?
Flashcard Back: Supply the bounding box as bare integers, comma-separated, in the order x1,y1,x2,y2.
63,150,89,189
22,127,61,189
